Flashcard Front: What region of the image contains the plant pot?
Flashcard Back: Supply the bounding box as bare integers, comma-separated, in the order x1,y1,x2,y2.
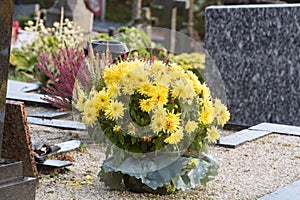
123,174,170,195
83,40,128,61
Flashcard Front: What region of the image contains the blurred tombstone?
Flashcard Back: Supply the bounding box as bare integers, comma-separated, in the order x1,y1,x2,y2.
130,0,142,26
152,0,191,52
13,3,39,21
133,0,142,20
46,0,94,34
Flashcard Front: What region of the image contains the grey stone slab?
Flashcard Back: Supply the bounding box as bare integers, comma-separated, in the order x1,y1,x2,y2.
218,129,271,148
7,91,49,105
0,159,22,185
258,180,300,200
250,122,300,136
41,140,81,158
27,117,86,130
205,4,300,126
0,177,36,200
36,160,72,168
56,140,81,154
28,110,70,119
7,80,40,93
0,0,14,156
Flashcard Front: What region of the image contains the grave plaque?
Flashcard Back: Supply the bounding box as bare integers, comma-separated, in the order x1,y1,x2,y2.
205,4,300,126
0,0,14,156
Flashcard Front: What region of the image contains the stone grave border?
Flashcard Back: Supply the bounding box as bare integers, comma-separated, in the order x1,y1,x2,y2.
258,179,300,200
219,122,300,200
7,80,86,130
218,122,300,148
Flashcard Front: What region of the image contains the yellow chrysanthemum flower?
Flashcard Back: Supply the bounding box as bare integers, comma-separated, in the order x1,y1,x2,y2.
214,99,230,127
185,120,198,133
113,125,122,132
187,71,202,94
201,98,213,110
152,106,167,119
107,84,121,98
171,82,187,99
150,60,165,75
164,128,184,144
199,108,214,125
132,67,148,86
81,99,99,126
139,82,155,96
123,70,136,83
75,91,86,112
122,84,135,95
172,79,196,101
93,90,110,110
172,53,205,70
150,85,169,106
151,116,165,134
155,73,171,87
104,100,125,120
207,126,220,143
168,63,186,75
200,83,211,100
140,98,155,113
163,112,181,134
103,65,123,85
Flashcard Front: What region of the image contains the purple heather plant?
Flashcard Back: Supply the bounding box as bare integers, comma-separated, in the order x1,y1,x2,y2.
37,47,86,110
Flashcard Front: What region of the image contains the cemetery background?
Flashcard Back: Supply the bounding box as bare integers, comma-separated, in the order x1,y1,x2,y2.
4,0,300,199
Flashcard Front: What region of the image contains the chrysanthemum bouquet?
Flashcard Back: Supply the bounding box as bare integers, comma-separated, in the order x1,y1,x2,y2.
74,51,230,193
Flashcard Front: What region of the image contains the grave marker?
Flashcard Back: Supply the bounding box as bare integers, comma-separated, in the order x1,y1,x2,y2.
205,4,300,126
46,0,94,34
2,101,38,178
152,0,191,52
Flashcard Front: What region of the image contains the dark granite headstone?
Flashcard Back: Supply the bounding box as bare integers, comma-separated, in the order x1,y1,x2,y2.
0,0,14,156
205,4,300,126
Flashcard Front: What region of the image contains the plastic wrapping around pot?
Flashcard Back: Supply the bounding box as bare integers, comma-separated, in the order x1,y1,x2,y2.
83,40,129,61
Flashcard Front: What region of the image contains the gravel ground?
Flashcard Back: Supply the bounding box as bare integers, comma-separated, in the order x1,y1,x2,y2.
27,122,300,200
